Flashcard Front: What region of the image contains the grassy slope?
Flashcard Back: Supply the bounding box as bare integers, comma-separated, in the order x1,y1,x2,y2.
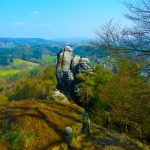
0,100,84,150
0,59,38,77
42,55,56,63
13,58,38,67
0,69,20,76
0,100,148,150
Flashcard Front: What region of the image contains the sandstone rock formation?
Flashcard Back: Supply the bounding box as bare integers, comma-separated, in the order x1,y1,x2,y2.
56,46,91,98
51,89,70,104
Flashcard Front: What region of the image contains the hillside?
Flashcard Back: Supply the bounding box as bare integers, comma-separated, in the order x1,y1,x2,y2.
13,58,38,67
0,0,149,149
0,100,147,150
0,46,149,150
0,100,84,150
0,38,57,46
0,59,38,77
0,38,105,67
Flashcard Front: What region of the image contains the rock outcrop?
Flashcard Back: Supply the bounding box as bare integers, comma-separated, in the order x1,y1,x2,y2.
56,46,91,98
51,89,70,104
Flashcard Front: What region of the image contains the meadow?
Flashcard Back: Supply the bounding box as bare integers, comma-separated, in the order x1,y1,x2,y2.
0,58,38,77
0,69,20,76
42,55,56,63
13,58,38,67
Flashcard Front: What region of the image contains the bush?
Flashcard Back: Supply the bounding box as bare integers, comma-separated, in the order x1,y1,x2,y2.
89,61,150,141
77,61,150,142
0,94,8,104
6,66,57,101
0,121,24,150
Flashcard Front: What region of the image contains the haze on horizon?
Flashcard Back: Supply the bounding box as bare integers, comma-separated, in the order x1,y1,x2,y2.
0,0,130,39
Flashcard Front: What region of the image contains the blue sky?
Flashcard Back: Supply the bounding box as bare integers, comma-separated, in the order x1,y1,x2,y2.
0,0,130,39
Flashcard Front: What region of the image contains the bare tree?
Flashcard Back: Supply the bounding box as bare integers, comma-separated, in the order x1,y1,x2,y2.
91,0,150,76
125,0,150,32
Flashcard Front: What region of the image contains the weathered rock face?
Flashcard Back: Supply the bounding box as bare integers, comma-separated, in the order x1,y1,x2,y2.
51,89,70,104
74,61,90,74
71,55,81,72
56,46,74,80
56,46,91,98
56,46,74,96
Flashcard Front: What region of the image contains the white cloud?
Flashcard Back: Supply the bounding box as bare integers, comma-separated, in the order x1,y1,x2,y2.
11,22,24,26
30,11,40,16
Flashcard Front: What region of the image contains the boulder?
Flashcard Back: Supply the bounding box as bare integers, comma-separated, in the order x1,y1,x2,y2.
56,46,91,99
52,89,70,104
81,58,90,64
71,55,81,71
62,52,73,70
64,124,83,149
65,46,73,52
74,62,90,74
64,127,73,135
56,46,73,81
61,70,74,84
64,127,73,146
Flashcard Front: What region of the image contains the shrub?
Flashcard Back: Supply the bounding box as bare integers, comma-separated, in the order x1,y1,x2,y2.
0,94,8,105
0,121,24,150
6,65,57,101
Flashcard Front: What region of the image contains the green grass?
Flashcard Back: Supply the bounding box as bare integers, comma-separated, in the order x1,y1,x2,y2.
0,59,38,77
90,61,97,66
13,58,38,67
0,69,21,76
42,55,56,63
0,120,24,150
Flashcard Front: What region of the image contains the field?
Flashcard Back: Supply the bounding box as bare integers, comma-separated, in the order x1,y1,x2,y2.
13,58,38,67
0,59,38,77
42,55,56,63
0,69,21,76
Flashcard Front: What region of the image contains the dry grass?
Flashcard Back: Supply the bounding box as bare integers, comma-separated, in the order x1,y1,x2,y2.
0,100,84,150
0,100,147,150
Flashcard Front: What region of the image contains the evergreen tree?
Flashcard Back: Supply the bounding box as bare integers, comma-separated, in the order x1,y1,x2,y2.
76,71,95,111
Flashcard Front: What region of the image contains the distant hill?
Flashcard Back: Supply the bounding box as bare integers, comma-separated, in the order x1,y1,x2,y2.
0,38,57,46
0,38,106,66
0,37,88,46
54,37,88,43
